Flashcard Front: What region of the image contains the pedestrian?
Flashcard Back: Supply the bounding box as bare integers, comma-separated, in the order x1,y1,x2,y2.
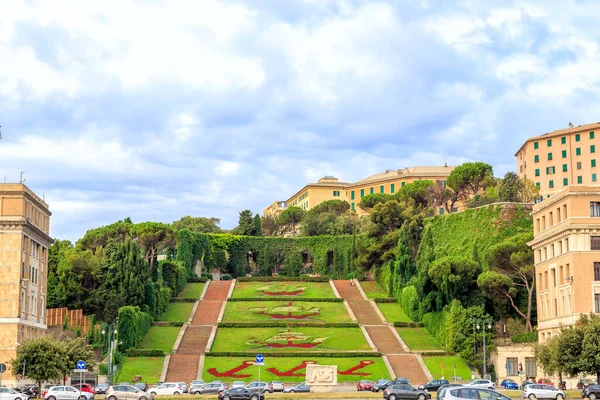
350,280,354,286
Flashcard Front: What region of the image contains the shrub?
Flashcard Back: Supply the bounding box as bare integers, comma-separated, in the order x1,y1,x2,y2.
393,322,425,328
217,322,359,328
227,297,343,303
419,351,451,357
152,322,184,327
117,306,153,352
237,276,330,282
188,277,209,283
400,286,419,321
206,351,381,358
511,331,538,343
126,348,165,357
374,298,397,303
170,297,197,303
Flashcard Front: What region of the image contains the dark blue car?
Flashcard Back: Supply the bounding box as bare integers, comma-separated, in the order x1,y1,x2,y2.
500,379,519,390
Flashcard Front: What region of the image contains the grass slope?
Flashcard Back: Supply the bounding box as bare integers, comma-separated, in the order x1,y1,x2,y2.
232,282,336,298
140,326,181,352
117,356,164,384
222,301,352,323
422,356,472,380
360,281,388,299
160,302,194,322
211,327,370,352
396,328,442,350
377,303,411,323
203,356,388,383
179,283,205,298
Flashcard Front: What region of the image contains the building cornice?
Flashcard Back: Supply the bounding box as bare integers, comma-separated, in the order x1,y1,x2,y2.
0,190,51,216
0,219,53,246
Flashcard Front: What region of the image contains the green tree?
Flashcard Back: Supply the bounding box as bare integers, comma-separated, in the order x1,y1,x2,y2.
261,214,279,236
277,207,306,235
428,256,480,305
534,335,565,383
78,218,133,251
236,210,255,236
358,193,392,210
253,214,262,236
447,162,494,198
499,172,523,202
61,337,96,374
479,233,535,331
172,216,223,233
519,177,540,203
395,180,434,208
130,222,177,276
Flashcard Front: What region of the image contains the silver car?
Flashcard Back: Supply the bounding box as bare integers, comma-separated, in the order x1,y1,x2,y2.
44,386,94,400
439,387,511,400
465,380,495,390
231,382,246,389
522,384,566,400
271,381,284,392
0,387,30,400
192,383,227,395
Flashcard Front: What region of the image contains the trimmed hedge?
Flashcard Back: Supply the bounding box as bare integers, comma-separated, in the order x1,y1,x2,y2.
170,297,197,303
237,276,330,282
374,298,397,303
393,321,425,327
228,297,343,303
511,331,538,343
218,322,359,328
152,321,184,327
188,277,209,283
206,351,381,358
419,351,451,357
126,348,165,357
117,306,153,352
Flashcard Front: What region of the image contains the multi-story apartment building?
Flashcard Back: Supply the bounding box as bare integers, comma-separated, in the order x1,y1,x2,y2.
264,166,455,216
529,185,600,342
0,184,52,384
515,122,600,199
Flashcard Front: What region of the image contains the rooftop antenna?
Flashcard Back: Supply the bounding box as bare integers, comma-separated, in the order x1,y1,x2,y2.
569,122,574,128
19,171,26,183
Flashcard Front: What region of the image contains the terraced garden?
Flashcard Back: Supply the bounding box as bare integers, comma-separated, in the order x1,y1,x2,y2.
140,326,181,353
179,282,205,298
360,281,388,299
231,281,336,298
161,302,194,322
222,301,352,323
422,356,471,380
396,327,443,350
377,302,411,323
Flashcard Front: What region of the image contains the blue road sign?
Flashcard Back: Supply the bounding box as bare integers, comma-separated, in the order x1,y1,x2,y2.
76,360,86,370
255,354,264,363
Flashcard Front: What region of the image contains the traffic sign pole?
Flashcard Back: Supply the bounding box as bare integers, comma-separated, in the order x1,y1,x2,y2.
255,354,264,382
0,362,7,388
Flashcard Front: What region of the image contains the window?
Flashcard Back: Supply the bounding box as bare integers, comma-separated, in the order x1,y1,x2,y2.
578,161,582,170
577,147,582,156
595,294,600,313
592,131,596,139
401,182,405,187
547,139,552,147
593,159,597,167
594,173,598,182
333,190,340,196
370,187,374,194
506,357,518,376
351,191,355,200
380,185,384,193
546,166,555,175
591,202,600,217
351,202,355,211
548,152,553,160
563,178,568,186
391,183,395,193
439,207,444,215
576,133,581,142
360,189,364,198
593,145,597,154
549,180,554,188
563,164,568,172
594,262,600,280
578,176,583,184
562,150,567,158
525,357,536,378
536,182,540,188
593,238,600,251
535,169,540,176
561,136,567,144
534,141,539,149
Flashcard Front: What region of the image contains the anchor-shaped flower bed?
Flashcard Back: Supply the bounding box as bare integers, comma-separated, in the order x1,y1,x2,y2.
208,359,376,378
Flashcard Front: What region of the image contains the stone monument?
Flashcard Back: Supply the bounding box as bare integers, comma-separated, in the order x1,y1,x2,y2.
306,364,338,393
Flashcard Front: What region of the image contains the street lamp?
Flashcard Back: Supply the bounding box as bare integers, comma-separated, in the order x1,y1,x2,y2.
101,324,118,385
475,318,494,379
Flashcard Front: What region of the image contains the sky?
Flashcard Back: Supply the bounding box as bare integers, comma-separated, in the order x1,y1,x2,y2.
1,0,600,241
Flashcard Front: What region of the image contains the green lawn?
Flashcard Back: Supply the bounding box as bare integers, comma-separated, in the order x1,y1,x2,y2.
160,302,194,322
396,328,443,351
211,327,370,352
203,356,388,383
231,282,336,298
360,281,388,299
377,303,411,322
222,301,352,323
179,283,205,298
140,326,181,353
116,356,164,384
422,356,472,381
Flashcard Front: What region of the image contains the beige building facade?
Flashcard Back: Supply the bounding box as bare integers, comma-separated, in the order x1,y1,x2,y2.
515,122,600,199
0,184,52,384
529,185,600,341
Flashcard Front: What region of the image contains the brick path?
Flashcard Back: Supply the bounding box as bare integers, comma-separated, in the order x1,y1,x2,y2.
334,280,430,385
164,280,233,382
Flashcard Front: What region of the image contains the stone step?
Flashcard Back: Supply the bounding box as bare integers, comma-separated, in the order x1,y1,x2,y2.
165,354,199,383
178,325,213,354
387,354,429,386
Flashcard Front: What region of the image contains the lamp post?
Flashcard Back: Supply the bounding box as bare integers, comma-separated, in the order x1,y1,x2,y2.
101,324,117,385
468,316,477,358
475,318,493,379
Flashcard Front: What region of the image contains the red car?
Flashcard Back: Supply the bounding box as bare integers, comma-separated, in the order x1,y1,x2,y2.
537,379,554,387
73,384,96,394
357,380,374,391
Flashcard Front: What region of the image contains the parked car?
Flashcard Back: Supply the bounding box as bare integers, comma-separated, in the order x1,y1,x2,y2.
439,387,511,400
437,384,463,393
73,384,95,395
106,385,152,400
0,387,29,400
43,386,94,400
500,379,519,390
465,380,495,390
373,381,393,392
358,380,375,391
134,383,148,392
392,378,411,385
190,383,228,395
118,383,129,387
270,381,284,392
283,382,310,393
522,384,565,400
94,385,108,395
245,382,270,394
218,388,264,400
579,380,598,390
383,384,431,400
175,382,188,394
582,384,600,400
538,379,555,387
42,385,57,398
231,382,246,389
148,383,184,396
418,380,449,392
